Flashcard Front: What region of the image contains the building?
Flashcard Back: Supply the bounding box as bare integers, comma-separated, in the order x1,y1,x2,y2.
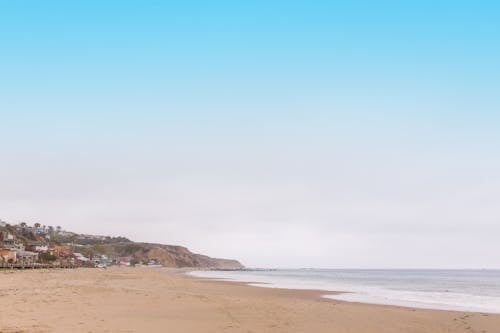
0,248,17,264
16,251,39,265
1,236,25,252
26,241,49,253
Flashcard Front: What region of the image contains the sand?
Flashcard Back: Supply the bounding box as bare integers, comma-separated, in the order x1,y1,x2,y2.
1,267,499,333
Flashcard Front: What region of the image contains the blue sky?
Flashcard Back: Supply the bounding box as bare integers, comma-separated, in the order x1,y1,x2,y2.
1,1,499,267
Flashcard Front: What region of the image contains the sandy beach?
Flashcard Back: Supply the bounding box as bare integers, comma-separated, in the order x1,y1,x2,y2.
1,267,499,333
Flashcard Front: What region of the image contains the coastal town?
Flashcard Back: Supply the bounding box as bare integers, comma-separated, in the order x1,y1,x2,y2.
0,219,139,269
0,218,243,270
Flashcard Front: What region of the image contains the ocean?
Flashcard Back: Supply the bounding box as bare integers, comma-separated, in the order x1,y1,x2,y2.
188,269,500,313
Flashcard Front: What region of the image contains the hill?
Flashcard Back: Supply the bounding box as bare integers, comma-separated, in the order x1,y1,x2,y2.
0,220,244,269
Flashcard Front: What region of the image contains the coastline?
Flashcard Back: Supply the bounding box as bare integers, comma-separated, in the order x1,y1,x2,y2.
187,269,500,314
1,267,499,332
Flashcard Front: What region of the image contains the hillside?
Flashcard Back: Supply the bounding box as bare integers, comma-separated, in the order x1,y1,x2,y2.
0,221,244,269
92,242,244,269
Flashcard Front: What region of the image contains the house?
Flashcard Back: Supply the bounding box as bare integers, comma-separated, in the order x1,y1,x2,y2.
0,231,14,241
16,250,38,265
0,248,17,264
57,231,74,237
34,226,49,235
1,237,25,251
26,241,49,253
36,244,49,252
78,234,107,241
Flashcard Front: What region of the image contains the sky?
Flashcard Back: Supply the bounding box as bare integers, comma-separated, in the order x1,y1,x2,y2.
1,1,499,268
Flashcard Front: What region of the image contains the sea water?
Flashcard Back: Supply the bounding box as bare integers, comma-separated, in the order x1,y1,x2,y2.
188,269,500,313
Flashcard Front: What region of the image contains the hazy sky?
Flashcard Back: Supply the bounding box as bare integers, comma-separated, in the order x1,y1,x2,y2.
1,1,499,268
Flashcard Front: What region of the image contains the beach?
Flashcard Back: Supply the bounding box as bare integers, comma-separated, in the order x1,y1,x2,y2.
0,267,498,333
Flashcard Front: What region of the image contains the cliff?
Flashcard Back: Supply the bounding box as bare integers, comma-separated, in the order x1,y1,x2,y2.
98,242,244,269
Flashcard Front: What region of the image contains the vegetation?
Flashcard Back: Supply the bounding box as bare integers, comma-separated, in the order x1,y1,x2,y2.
39,252,58,262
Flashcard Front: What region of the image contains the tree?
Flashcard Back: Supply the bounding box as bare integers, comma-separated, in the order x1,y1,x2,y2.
39,252,57,263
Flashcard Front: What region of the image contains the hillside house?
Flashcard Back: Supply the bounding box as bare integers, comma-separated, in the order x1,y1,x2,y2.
1,237,25,251
26,241,49,253
0,231,14,241
0,248,17,263
34,225,49,235
16,251,38,265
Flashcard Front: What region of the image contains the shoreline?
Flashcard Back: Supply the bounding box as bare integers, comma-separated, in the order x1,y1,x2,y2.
1,267,499,332
182,269,495,314
186,268,500,315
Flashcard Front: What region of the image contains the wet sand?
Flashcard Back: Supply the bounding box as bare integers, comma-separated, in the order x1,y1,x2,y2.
1,267,499,332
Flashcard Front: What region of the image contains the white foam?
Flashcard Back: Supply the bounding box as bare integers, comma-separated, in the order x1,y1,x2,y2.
188,270,500,313
324,287,500,313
